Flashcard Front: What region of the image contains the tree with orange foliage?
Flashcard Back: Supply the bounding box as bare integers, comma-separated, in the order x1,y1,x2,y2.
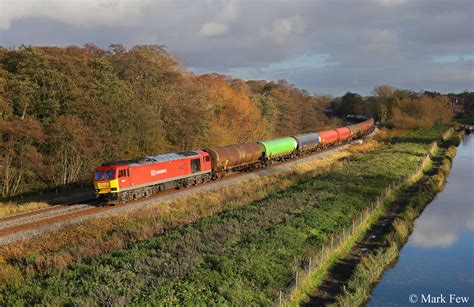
0,117,45,197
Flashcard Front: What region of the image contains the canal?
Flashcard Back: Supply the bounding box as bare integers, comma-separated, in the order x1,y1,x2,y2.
368,134,474,306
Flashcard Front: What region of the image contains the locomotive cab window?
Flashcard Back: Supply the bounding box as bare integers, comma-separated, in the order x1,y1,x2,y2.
205,156,210,162
191,159,201,173
95,170,115,180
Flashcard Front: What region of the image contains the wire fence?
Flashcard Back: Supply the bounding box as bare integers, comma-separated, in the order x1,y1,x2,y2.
277,139,441,305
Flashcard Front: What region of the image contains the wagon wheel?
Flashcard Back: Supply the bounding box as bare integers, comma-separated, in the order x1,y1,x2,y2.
182,180,189,188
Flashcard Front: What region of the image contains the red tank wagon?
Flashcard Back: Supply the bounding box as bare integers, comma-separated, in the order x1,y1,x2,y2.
335,127,351,142
318,130,339,146
347,118,375,138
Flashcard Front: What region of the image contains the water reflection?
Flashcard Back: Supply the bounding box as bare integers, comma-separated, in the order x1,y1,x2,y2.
368,134,474,306
411,135,473,247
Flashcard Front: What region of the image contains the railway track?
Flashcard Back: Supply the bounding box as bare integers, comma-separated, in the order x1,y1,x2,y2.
0,171,248,244
0,131,377,245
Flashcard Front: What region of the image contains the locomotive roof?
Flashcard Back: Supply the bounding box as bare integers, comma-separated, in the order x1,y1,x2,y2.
101,160,133,166
129,150,201,166
101,151,201,167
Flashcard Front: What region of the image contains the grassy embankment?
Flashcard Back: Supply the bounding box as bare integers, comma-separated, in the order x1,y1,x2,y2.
0,126,448,305
327,130,461,306
0,202,50,218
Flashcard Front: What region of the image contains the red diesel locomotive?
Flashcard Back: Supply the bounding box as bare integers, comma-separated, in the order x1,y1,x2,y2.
94,150,212,202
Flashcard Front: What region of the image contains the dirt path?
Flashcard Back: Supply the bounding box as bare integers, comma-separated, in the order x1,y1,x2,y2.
303,145,446,306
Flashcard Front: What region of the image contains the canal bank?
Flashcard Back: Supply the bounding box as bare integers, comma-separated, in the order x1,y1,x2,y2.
367,133,473,306
293,129,464,306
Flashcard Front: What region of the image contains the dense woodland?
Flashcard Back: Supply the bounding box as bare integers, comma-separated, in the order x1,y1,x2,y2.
0,44,336,196
330,86,456,129
0,44,459,197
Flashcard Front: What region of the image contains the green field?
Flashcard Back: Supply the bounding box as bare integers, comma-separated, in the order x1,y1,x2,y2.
0,127,447,305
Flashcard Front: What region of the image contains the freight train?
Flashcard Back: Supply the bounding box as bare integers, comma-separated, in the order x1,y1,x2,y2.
94,118,375,204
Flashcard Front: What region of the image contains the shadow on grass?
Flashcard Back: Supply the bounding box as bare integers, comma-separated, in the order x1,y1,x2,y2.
2,183,94,205
389,136,438,145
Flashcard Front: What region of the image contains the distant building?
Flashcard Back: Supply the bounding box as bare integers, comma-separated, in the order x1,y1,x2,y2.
451,97,464,114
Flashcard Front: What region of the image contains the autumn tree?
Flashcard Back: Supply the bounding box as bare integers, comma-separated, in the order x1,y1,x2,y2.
44,115,99,186
389,95,452,129
0,117,45,197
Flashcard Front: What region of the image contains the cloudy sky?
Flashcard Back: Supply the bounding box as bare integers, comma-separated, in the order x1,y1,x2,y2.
0,0,473,95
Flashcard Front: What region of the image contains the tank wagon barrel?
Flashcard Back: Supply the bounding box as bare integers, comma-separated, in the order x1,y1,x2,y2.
318,130,339,146
292,133,321,151
335,127,351,142
347,118,375,137
347,123,361,136
204,143,262,171
258,137,298,159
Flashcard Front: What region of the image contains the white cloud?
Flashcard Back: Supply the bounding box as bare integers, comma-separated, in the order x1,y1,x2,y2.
220,1,238,22
197,1,238,37
264,15,305,44
373,0,408,7
360,29,399,56
0,0,144,29
199,21,228,37
411,231,458,247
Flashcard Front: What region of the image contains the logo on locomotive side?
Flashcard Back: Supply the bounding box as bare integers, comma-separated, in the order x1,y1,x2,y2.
151,169,167,176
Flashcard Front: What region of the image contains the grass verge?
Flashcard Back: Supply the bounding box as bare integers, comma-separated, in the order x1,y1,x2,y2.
0,202,50,218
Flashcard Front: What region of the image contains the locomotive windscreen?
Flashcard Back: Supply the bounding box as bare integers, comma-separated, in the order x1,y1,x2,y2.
95,170,116,180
